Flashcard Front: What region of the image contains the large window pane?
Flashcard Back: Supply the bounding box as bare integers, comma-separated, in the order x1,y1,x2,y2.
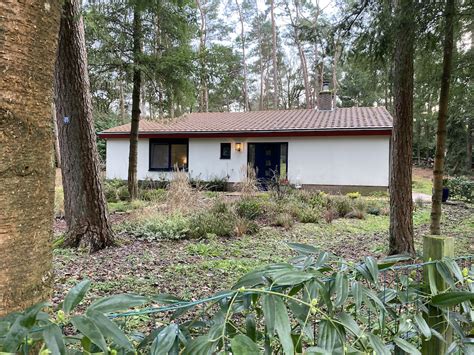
171,144,187,169
151,144,169,169
280,143,288,179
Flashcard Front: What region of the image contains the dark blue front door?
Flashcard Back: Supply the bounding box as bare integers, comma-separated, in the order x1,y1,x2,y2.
254,143,282,182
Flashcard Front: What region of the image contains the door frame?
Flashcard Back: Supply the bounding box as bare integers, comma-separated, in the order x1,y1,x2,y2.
247,142,288,181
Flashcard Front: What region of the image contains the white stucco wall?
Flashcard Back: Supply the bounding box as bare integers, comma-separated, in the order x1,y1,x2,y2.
105,136,390,186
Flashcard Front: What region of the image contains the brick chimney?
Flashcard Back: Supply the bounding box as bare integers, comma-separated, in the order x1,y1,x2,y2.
318,80,333,111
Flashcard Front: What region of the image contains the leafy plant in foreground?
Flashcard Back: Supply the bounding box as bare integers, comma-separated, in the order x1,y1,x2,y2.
0,244,472,354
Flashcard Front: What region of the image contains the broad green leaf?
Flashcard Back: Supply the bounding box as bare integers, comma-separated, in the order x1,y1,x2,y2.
151,324,178,355
351,281,362,311
86,310,133,350
42,323,66,355
305,346,332,354
22,302,49,327
377,254,412,270
426,264,438,295
262,295,293,354
262,295,276,336
413,313,431,340
231,334,260,354
435,262,455,288
336,312,361,337
431,291,474,307
272,270,314,286
245,314,257,341
364,256,379,285
182,335,213,355
273,296,294,355
2,316,28,352
334,273,348,307
70,315,108,353
287,242,319,255
317,320,338,352
88,294,148,313
63,280,91,314
394,337,421,355
367,333,389,355
442,259,464,283
314,252,330,269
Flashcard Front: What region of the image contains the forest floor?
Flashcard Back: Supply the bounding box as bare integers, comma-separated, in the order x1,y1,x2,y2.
52,168,473,311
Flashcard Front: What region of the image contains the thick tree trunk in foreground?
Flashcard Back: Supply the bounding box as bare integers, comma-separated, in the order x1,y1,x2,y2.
389,0,415,256
270,0,279,109
430,0,455,235
0,1,60,315
55,0,114,251
128,6,142,200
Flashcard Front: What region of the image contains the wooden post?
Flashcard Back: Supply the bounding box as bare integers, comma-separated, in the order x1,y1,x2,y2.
422,235,454,355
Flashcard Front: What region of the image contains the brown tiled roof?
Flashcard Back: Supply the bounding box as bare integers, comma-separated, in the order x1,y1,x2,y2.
101,107,392,135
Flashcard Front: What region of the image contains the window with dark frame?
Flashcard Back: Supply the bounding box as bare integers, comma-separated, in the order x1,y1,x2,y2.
149,139,188,171
220,143,231,159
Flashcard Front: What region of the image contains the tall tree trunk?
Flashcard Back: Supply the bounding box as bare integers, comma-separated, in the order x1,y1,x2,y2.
331,39,341,110
55,0,114,251
119,79,126,123
270,0,279,109
389,0,415,256
128,5,142,200
467,118,472,173
430,0,455,235
196,0,208,112
52,102,61,168
289,0,311,108
0,0,60,315
236,0,250,111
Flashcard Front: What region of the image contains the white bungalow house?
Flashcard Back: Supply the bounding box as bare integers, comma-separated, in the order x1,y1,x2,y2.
99,98,393,193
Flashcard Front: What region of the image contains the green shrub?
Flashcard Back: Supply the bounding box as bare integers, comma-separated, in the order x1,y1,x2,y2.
188,210,236,238
234,217,259,237
186,242,222,257
104,179,126,203
117,213,190,240
235,198,263,220
6,245,472,354
332,196,353,217
117,185,130,201
210,199,230,214
346,191,361,199
139,188,166,202
367,206,381,216
445,176,473,202
295,206,320,223
272,213,294,229
353,198,367,213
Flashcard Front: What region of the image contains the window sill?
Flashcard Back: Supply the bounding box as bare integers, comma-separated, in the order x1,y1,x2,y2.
148,168,188,172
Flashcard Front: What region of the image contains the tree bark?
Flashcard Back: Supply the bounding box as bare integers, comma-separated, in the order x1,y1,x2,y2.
270,0,279,109
128,5,142,200
289,0,311,108
331,39,341,110
235,0,250,111
55,0,114,252
389,0,415,255
196,0,209,112
467,118,472,173
430,0,455,235
52,102,61,168
0,0,60,315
